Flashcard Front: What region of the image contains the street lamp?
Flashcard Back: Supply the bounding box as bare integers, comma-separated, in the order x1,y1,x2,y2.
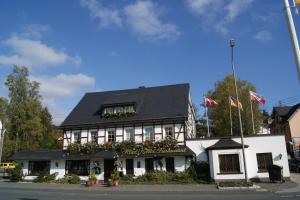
229,39,248,182
0,120,6,163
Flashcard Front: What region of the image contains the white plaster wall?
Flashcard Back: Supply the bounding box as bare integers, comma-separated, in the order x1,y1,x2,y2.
20,160,29,176
134,158,145,176
50,160,65,179
186,135,290,180
90,159,104,181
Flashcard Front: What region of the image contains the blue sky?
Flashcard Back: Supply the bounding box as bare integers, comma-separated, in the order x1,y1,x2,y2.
0,0,299,124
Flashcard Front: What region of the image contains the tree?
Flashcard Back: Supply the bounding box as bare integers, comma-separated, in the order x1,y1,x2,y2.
2,65,61,160
207,75,263,137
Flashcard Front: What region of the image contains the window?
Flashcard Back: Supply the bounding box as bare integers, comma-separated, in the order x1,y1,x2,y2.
144,127,154,141
137,161,141,168
165,157,175,173
124,106,134,113
145,158,154,172
73,131,81,144
90,131,98,144
219,154,240,174
28,161,50,175
165,127,174,138
65,160,89,176
126,159,134,175
115,107,124,113
256,153,273,172
108,130,115,142
104,107,114,114
125,128,134,141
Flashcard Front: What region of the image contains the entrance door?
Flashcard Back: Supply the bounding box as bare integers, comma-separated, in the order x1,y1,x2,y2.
104,159,115,182
126,159,134,175
145,158,154,173
165,157,175,173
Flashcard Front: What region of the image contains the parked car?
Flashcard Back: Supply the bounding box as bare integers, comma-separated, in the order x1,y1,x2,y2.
289,158,300,173
0,162,16,169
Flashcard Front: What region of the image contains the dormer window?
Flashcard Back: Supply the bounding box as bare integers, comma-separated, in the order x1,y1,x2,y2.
102,104,136,118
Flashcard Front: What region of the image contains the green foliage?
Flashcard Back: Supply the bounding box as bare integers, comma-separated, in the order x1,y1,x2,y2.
54,175,81,184
88,172,97,181
102,112,135,118
8,164,24,182
120,171,195,184
2,66,61,160
207,75,264,137
186,161,211,183
67,143,80,154
33,172,57,183
111,168,120,181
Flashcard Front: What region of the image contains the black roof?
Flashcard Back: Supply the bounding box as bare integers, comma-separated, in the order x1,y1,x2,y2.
206,138,249,150
61,83,190,128
11,150,117,161
272,103,300,122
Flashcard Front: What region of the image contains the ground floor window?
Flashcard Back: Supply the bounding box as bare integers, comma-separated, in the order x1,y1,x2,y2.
145,158,154,173
219,154,240,174
126,159,134,175
256,153,273,172
65,160,90,176
165,157,175,173
28,161,50,175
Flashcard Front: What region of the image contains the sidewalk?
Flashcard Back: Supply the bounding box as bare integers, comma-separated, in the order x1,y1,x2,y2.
257,173,300,194
0,181,219,192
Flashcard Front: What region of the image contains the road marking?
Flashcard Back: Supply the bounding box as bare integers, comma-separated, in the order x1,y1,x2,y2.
280,195,293,198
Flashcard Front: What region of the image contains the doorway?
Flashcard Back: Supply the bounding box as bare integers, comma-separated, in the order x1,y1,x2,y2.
104,159,115,182
126,159,134,175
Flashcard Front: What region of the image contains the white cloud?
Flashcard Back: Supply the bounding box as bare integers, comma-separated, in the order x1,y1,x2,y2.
186,0,254,35
20,24,50,39
253,30,272,42
0,34,81,68
80,0,122,28
32,73,95,125
124,1,181,41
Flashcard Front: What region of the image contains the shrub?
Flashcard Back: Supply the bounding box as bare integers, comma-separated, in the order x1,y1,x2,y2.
9,165,24,182
186,161,211,183
67,143,80,154
68,174,81,184
33,172,57,183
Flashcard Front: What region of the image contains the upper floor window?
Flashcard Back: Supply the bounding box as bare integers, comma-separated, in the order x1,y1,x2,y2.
108,130,115,142
73,131,81,144
125,128,134,141
165,127,174,138
102,104,135,118
144,127,154,141
90,131,98,144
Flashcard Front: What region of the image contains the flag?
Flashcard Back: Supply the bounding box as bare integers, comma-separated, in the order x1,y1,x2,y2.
205,96,219,107
295,0,300,5
229,96,243,111
249,91,266,105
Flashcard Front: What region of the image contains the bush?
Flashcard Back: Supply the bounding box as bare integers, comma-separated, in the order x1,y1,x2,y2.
120,171,195,184
186,161,211,183
68,174,81,184
9,165,24,182
33,172,57,183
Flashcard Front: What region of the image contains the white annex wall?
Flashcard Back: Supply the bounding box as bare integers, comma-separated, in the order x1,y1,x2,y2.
186,135,290,180
50,160,65,179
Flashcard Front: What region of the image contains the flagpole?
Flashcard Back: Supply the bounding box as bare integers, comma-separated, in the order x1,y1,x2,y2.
204,96,210,138
283,0,300,83
230,39,248,182
249,91,256,135
229,97,233,136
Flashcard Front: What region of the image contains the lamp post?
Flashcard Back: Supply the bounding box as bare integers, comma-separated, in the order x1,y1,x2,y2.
229,39,248,182
0,120,6,163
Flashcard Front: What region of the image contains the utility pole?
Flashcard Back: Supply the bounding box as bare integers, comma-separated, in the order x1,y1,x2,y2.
0,120,6,163
283,0,300,83
230,39,248,182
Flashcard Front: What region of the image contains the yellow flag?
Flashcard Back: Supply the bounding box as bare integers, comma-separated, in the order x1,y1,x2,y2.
229,96,243,111
295,0,300,5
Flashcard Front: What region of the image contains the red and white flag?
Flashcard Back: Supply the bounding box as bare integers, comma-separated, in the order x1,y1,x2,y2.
205,96,219,107
250,91,266,105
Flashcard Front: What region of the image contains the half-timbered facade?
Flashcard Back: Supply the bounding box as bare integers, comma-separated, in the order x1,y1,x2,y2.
12,83,196,181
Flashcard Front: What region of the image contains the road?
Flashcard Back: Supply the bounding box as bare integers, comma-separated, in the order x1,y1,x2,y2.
0,187,300,200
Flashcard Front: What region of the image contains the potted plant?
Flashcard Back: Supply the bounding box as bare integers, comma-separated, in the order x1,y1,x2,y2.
111,168,120,186
86,172,97,186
